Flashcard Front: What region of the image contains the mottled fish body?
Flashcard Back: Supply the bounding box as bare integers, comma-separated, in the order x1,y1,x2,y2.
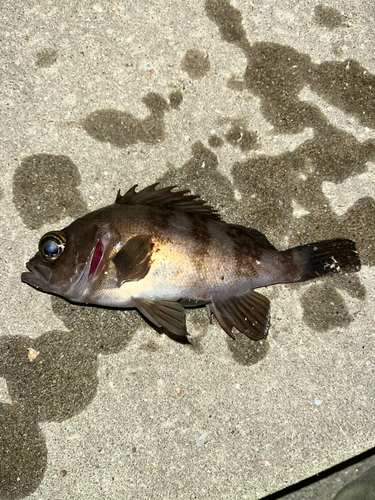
22,184,361,339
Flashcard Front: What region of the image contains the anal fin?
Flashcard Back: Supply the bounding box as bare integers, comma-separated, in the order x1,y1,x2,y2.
134,299,187,336
209,291,270,340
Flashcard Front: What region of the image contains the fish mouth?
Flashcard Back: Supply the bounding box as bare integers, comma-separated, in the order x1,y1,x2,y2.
21,261,53,293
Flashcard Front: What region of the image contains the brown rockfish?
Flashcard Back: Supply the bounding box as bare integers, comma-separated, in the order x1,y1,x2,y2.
22,184,361,339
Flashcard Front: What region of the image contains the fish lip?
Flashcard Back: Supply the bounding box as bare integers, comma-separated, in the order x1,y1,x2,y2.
21,270,39,286
21,261,52,292
21,270,34,283
21,271,47,290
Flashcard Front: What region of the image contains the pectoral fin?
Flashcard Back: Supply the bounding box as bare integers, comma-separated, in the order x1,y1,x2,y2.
112,234,153,285
208,291,270,340
134,299,187,336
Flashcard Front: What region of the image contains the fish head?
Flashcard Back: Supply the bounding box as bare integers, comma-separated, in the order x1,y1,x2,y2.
22,215,118,301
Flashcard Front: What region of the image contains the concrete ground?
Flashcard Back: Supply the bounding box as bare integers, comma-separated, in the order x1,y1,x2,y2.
0,0,374,498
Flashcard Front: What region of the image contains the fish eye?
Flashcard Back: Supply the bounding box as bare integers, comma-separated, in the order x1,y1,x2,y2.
39,232,66,261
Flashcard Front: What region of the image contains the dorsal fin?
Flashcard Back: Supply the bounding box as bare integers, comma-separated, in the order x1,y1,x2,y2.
115,183,221,220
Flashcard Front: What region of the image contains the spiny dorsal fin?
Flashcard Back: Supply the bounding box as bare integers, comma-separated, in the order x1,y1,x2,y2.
115,183,221,220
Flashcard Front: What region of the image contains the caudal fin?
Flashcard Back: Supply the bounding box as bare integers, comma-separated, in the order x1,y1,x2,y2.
290,239,361,282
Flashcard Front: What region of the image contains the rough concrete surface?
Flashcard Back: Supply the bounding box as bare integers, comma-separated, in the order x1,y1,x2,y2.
0,0,374,499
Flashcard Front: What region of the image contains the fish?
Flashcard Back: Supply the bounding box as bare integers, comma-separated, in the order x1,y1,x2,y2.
22,183,361,339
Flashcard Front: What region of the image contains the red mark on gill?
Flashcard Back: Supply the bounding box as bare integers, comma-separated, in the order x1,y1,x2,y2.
88,238,105,283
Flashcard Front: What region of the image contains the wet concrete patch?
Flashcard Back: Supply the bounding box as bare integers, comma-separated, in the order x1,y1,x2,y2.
81,93,170,148
310,59,375,128
224,124,257,151
50,297,142,358
185,308,207,356
169,90,183,109
226,334,269,366
298,273,366,333
158,141,238,218
301,283,353,331
181,49,210,79
35,48,58,68
0,297,141,498
12,154,88,230
140,340,160,353
205,0,250,52
313,4,347,29
208,134,224,148
0,402,47,499
332,273,367,300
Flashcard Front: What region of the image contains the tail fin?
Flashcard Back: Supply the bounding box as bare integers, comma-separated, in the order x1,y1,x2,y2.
289,239,361,282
